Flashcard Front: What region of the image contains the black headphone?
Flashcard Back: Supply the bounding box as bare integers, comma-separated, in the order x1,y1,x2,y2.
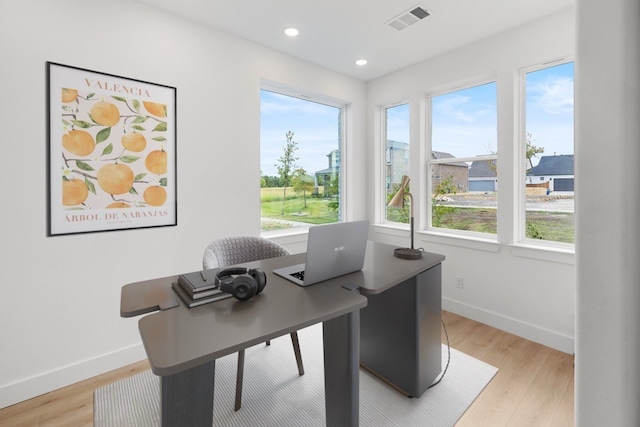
214,267,267,301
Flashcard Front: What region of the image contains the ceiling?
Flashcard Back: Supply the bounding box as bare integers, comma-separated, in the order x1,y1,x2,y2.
134,0,574,81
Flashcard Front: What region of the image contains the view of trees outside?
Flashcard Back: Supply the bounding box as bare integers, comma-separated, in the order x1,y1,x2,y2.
524,61,575,243
385,103,411,223
260,90,342,232
430,81,498,234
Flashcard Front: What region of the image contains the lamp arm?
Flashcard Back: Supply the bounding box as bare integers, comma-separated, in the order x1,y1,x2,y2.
407,191,414,250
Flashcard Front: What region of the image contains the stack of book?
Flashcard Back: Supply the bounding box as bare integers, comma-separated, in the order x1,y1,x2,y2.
172,268,232,308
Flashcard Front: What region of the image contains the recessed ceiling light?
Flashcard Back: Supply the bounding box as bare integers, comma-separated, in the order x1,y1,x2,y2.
284,28,299,37
355,59,368,66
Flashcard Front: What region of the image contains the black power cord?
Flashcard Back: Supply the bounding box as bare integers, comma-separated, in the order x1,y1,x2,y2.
427,318,450,389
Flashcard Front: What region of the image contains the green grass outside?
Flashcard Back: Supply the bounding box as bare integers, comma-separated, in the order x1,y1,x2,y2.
435,207,575,243
261,188,575,243
261,187,338,229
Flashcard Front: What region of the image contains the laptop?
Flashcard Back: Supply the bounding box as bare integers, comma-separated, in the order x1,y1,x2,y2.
273,220,369,287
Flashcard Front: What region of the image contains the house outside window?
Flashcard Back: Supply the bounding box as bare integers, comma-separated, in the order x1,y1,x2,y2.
522,61,574,244
260,88,344,232
429,81,498,235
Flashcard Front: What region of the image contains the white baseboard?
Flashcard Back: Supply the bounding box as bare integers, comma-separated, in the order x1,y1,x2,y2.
443,297,575,354
0,344,147,409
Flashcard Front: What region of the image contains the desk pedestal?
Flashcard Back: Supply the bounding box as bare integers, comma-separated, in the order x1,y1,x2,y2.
360,264,442,398
161,361,215,426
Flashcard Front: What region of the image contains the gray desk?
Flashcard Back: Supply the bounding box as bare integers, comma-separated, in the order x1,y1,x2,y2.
309,242,446,397
121,241,444,426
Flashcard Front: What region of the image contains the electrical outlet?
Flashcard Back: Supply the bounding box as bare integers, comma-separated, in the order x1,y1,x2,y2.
456,276,464,289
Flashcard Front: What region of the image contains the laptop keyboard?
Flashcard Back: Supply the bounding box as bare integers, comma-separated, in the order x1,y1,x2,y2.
291,270,305,281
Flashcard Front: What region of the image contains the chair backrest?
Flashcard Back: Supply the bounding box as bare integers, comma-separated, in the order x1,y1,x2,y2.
203,236,290,269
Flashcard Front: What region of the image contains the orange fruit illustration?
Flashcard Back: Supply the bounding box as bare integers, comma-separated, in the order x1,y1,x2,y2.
143,101,166,118
97,164,134,195
143,186,167,206
62,88,78,103
145,150,167,174
62,129,95,156
90,101,120,126
106,201,131,209
122,133,147,152
62,179,89,206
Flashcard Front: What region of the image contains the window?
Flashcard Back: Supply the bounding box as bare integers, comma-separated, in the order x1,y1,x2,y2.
260,89,343,232
384,103,410,223
429,81,498,235
523,61,574,244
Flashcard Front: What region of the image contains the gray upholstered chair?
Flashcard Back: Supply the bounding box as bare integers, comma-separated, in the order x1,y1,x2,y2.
203,236,305,411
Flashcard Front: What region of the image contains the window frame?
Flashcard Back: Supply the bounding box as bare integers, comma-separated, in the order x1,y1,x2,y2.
517,58,575,250
259,80,348,237
425,78,498,240
381,101,411,226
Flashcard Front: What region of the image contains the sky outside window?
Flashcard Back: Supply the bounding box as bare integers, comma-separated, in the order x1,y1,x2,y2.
386,103,410,143
525,62,574,165
432,82,497,158
260,90,341,178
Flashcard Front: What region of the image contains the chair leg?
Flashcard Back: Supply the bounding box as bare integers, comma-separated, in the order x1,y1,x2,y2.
266,340,271,346
234,349,245,411
290,332,304,376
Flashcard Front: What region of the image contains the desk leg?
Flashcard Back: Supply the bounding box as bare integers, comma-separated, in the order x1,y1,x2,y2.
323,311,359,427
160,360,215,427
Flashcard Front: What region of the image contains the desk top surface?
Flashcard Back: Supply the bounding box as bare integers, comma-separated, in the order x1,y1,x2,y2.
122,241,444,375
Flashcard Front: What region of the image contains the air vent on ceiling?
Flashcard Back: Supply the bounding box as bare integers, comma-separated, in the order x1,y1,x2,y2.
387,5,431,31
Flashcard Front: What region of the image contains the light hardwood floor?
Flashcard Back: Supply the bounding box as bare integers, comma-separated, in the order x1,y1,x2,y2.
0,311,574,426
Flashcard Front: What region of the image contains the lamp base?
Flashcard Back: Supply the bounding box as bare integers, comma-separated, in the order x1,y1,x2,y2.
393,247,422,260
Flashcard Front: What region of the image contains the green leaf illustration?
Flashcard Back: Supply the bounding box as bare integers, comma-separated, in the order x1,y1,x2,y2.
119,155,140,163
75,160,94,171
152,136,166,142
134,173,147,181
159,177,168,186
131,116,148,124
101,143,113,156
131,125,146,131
129,187,139,195
62,119,71,126
86,93,95,99
112,96,127,102
152,122,167,132
133,99,140,113
85,178,96,195
96,127,111,144
72,120,93,129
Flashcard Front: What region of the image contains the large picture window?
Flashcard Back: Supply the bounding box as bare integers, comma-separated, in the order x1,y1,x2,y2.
384,103,410,224
523,61,574,244
260,89,343,232
429,81,498,235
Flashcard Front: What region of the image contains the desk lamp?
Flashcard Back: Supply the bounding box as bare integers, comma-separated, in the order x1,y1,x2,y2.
387,175,422,260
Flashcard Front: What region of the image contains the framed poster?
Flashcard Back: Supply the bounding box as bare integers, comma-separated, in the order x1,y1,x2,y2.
47,62,177,236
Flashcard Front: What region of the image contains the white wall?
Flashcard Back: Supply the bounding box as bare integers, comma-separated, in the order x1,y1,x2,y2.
367,9,576,353
575,0,640,424
0,0,366,408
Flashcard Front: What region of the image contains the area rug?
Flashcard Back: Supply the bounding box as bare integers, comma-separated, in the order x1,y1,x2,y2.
95,324,497,426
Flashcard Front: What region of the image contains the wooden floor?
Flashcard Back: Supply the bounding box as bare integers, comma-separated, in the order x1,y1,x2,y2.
0,311,574,426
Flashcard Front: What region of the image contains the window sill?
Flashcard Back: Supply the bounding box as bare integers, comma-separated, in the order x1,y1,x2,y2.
373,222,410,236
418,230,501,253
372,224,500,253
261,228,310,244
509,242,575,265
